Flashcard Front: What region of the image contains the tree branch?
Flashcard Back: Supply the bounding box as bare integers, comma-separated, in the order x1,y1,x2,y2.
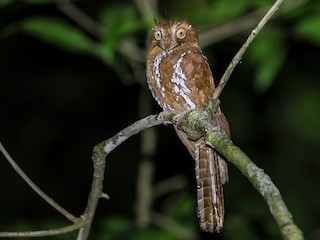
57,2,106,38
175,108,304,240
0,142,78,223
0,0,304,239
199,10,262,48
76,142,107,240
0,223,84,238
78,99,304,239
205,130,304,240
212,0,284,101
76,112,174,239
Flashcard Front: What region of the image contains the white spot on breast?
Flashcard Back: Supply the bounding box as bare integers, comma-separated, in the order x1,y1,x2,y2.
153,50,173,89
173,85,179,93
171,52,196,109
153,53,164,89
148,50,174,110
161,86,165,97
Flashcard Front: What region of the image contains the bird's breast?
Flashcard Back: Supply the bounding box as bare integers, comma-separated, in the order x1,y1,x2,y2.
146,48,199,112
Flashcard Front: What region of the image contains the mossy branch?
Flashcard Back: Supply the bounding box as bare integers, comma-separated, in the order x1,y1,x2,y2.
79,107,304,239
206,127,304,240
175,108,304,240
211,135,303,239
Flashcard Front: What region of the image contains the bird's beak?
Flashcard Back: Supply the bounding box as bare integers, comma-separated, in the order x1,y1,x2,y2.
158,41,179,52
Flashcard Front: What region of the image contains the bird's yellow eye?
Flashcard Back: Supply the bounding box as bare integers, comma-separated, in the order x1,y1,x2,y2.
176,28,187,39
154,30,162,40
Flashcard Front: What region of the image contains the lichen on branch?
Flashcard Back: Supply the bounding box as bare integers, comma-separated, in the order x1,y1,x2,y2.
172,108,304,240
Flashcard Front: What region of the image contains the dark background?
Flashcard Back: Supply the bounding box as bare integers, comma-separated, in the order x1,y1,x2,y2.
0,0,319,239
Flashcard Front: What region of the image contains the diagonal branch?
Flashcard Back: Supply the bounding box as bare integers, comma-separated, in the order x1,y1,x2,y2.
205,130,304,240
199,10,262,48
176,108,304,239
0,142,85,238
0,223,84,238
212,0,284,101
0,142,78,223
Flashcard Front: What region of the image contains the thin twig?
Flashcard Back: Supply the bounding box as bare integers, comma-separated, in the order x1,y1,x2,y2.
57,2,106,38
199,10,262,48
103,112,173,154
212,0,284,100
199,0,305,48
0,142,78,223
76,142,107,240
0,223,84,238
57,2,146,64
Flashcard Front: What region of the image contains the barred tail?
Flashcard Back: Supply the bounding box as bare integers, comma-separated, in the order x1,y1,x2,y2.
194,140,225,232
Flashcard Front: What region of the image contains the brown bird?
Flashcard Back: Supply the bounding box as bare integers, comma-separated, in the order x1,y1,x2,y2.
146,19,230,232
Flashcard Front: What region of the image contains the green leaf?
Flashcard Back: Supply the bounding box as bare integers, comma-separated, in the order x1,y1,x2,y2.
182,0,251,25
0,0,15,7
295,15,320,47
209,0,251,23
248,30,287,93
20,16,97,55
99,5,143,50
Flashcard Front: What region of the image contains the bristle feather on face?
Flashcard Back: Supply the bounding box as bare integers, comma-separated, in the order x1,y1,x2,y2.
149,20,199,51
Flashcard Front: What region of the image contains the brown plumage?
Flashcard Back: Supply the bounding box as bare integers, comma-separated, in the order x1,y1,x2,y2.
146,19,230,232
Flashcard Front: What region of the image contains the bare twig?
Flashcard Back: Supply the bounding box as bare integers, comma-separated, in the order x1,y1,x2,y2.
0,142,78,223
57,2,106,38
199,10,262,48
102,112,173,155
0,223,84,238
57,2,146,64
77,143,108,240
0,142,86,238
212,0,284,100
200,0,306,48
